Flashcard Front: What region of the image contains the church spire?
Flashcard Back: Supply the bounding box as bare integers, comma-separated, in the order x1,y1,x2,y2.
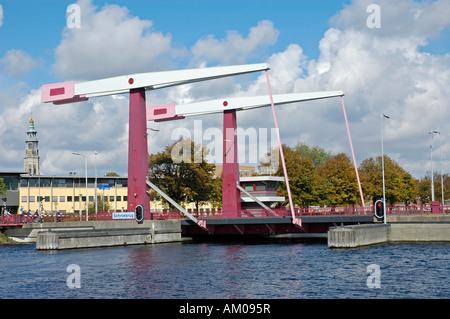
24,117,40,176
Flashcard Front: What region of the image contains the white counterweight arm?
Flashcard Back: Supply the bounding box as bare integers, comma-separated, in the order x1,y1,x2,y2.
147,91,345,122
41,63,269,104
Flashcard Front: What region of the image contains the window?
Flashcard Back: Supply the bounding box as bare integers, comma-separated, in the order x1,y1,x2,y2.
0,175,19,190
109,196,115,202
52,196,58,202
41,179,51,187
74,196,79,202
116,196,121,202
244,183,254,191
54,179,66,187
21,196,27,202
255,184,266,191
44,196,50,202
67,196,73,202
59,196,65,202
29,196,35,202
117,179,127,187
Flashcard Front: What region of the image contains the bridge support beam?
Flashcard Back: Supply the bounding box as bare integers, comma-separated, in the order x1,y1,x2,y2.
127,88,151,219
222,110,241,218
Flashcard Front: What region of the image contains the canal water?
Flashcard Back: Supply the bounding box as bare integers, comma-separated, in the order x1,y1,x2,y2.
0,241,448,299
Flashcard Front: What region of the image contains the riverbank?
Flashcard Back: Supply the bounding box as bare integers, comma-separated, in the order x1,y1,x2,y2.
0,232,12,243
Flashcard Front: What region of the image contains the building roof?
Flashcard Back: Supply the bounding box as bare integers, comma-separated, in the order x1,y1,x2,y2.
240,176,284,182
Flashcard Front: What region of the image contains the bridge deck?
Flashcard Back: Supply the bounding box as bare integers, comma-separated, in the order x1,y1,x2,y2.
181,214,375,236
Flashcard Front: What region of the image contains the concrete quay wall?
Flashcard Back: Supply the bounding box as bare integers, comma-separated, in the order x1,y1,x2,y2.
389,223,450,242
36,228,153,250
328,216,450,248
3,219,182,249
328,224,390,248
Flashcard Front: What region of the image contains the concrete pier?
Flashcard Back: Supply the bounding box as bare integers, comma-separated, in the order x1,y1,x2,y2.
328,224,389,248
328,215,450,248
36,228,152,250
4,219,183,249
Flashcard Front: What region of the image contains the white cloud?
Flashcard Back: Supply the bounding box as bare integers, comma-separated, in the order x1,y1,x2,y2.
190,20,279,66
285,0,450,178
330,0,450,40
0,49,39,77
52,0,184,80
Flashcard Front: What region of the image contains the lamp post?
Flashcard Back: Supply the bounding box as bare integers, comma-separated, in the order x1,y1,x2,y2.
94,151,98,220
437,131,444,206
72,152,88,221
381,114,389,224
429,130,439,203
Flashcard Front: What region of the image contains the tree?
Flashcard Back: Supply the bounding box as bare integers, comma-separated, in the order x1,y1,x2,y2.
261,145,322,206
88,195,111,212
149,138,218,211
295,141,333,166
105,172,119,177
359,155,415,204
416,172,449,203
0,178,6,197
316,153,360,205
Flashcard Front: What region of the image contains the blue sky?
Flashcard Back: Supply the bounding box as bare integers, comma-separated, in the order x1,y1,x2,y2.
1,0,450,181
0,0,352,87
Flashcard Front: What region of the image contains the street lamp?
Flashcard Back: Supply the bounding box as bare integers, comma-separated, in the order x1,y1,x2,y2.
429,130,440,203
439,133,444,206
94,151,98,219
72,152,88,221
381,114,389,224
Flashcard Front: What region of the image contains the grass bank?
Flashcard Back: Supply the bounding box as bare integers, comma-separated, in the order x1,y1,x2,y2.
0,232,12,243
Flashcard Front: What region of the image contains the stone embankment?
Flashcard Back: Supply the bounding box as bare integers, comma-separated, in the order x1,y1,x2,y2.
3,219,182,250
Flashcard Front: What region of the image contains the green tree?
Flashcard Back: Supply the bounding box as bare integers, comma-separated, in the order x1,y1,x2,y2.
105,172,119,177
416,172,448,203
359,155,415,204
88,196,112,212
0,178,6,197
295,141,333,166
317,153,359,205
262,145,321,206
149,138,218,211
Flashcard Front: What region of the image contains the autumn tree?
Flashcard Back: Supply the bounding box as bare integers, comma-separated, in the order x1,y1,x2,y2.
261,145,322,206
105,172,119,177
295,141,333,166
316,153,360,205
359,155,416,204
416,172,449,203
0,178,6,197
148,138,219,211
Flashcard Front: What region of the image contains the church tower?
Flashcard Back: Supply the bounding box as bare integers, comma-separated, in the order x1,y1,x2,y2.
24,117,40,176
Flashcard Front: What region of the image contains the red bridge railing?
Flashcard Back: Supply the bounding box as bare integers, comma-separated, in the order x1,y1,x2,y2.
2,204,449,226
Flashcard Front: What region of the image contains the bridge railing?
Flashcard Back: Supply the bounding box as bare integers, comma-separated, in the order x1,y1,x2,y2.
2,204,449,226
0,214,26,225
151,206,373,220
